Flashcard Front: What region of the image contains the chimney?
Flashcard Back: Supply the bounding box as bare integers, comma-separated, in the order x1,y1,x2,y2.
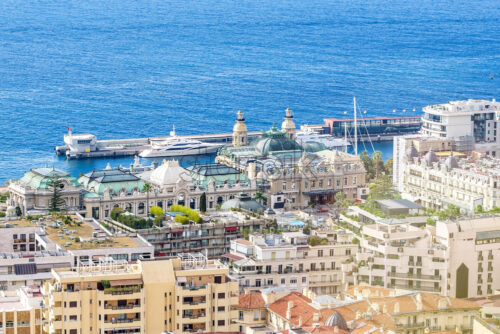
313,312,320,322
286,301,294,319
394,301,400,314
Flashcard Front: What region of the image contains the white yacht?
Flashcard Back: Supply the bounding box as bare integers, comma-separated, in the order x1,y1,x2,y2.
296,127,350,150
140,126,223,158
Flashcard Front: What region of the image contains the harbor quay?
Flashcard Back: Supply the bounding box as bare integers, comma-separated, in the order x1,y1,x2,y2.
55,109,422,160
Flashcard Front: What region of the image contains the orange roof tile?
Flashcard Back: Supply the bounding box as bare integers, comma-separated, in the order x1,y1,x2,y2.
234,292,266,309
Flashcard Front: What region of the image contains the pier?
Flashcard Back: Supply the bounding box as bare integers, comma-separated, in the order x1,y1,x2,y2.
55,115,422,160
55,131,263,159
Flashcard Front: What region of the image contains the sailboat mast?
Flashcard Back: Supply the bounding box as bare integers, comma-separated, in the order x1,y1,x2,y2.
353,96,358,155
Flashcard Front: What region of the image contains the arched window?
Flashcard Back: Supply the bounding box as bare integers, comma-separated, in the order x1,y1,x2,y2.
157,201,163,208
138,203,145,214
217,196,224,204
125,203,133,212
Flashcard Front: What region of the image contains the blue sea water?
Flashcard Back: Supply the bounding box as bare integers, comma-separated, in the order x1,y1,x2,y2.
0,0,498,182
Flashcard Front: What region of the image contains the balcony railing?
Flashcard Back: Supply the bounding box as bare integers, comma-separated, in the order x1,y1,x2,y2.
387,272,441,280
104,304,140,310
182,313,206,319
104,318,140,324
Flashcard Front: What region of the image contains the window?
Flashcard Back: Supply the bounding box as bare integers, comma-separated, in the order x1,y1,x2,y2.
218,306,225,312
218,293,225,299
330,249,334,256
281,278,285,285
218,320,225,326
253,311,259,321
69,301,77,308
266,265,272,274
336,180,340,187
344,177,347,185
318,250,323,257
239,311,243,320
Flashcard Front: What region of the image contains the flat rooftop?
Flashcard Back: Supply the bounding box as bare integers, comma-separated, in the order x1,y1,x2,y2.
2,217,140,250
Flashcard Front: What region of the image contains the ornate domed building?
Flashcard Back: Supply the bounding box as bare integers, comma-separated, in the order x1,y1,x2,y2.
217,109,368,210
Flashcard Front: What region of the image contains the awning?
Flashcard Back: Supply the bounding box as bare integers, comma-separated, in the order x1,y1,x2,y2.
222,253,244,261
177,276,187,283
109,279,143,287
171,230,183,234
304,189,339,196
225,226,238,232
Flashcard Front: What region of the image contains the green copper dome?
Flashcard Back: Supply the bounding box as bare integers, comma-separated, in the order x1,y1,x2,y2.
302,141,328,153
19,167,80,190
255,126,302,155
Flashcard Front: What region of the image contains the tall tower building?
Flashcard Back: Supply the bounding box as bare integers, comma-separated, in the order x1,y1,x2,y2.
233,110,248,147
281,107,296,140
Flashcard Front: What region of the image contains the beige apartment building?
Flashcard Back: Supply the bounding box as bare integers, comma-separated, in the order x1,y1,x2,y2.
43,254,238,334
355,217,447,294
226,231,357,296
0,286,44,334
436,216,500,299
348,212,500,299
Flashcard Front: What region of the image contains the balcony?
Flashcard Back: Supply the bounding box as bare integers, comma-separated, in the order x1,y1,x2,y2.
104,318,140,324
387,272,441,281
396,322,425,329
103,286,142,295
182,313,206,319
104,304,141,310
182,285,206,291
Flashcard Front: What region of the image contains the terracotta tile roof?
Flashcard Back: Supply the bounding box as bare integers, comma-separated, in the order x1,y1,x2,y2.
234,238,253,246
234,292,266,309
267,288,480,332
345,285,393,298
304,326,349,334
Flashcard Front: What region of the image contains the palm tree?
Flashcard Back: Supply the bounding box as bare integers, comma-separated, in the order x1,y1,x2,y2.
142,183,152,217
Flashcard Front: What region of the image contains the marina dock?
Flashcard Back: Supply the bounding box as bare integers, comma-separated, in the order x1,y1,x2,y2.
55,116,422,160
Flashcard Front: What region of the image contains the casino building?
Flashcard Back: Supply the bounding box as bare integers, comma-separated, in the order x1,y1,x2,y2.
216,109,368,210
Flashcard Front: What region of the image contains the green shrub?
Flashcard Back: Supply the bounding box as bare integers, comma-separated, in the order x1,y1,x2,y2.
0,212,5,218
110,206,154,229
169,204,202,223
175,215,190,224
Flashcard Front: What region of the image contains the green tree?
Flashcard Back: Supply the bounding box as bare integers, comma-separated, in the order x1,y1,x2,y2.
111,207,124,220
254,191,265,205
48,178,66,212
242,228,250,239
334,191,350,208
150,205,165,226
15,206,22,217
438,204,461,221
368,175,399,200
360,150,374,180
199,192,207,212
474,205,484,214
308,236,328,246
149,205,164,217
372,151,385,177
142,183,152,216
384,158,393,175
